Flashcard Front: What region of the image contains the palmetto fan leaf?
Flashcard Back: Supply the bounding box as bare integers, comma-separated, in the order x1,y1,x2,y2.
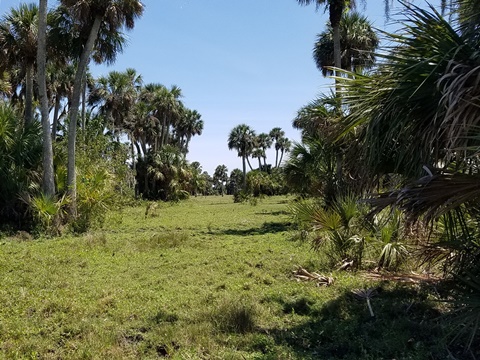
338,3,479,178
367,171,480,222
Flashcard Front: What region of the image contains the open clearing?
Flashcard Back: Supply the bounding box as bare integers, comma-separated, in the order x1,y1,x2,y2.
0,196,447,359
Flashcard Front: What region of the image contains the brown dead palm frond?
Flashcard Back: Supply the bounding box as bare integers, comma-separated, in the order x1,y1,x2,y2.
293,267,334,286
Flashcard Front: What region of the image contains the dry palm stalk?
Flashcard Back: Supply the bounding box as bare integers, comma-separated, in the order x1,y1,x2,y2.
351,288,378,317
293,267,334,286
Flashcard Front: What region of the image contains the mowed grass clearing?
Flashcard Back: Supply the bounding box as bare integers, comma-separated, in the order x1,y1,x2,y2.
1,196,446,359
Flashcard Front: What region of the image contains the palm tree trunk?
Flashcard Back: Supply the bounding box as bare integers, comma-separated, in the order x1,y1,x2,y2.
246,156,254,171
81,74,87,131
242,156,247,190
333,24,342,92
38,0,55,197
278,150,285,167
67,14,102,217
275,149,279,168
25,62,34,126
130,133,138,199
51,95,61,140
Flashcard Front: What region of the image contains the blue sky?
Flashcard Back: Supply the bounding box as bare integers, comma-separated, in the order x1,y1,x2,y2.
0,0,442,175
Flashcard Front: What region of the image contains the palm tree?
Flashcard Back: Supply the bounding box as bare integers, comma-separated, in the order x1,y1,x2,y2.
37,0,55,197
251,148,265,170
313,11,379,76
89,68,142,136
59,0,144,216
47,62,76,140
141,83,183,151
213,165,228,196
0,3,39,126
296,0,349,84
276,137,292,167
228,124,256,189
176,108,203,154
338,2,480,265
269,127,285,168
256,133,273,168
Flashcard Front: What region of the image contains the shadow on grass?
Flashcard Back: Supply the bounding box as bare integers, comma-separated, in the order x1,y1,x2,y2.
254,211,289,216
258,286,450,359
217,221,292,236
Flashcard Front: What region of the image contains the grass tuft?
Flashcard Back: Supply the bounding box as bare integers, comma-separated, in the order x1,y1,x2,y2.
212,297,257,334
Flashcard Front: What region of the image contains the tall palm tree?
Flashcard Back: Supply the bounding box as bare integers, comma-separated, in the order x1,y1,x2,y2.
0,3,39,126
59,0,144,216
37,0,55,197
276,137,292,167
256,133,273,168
89,68,142,136
47,62,76,140
313,11,379,76
296,0,349,84
141,83,183,151
175,108,203,154
228,124,256,189
338,2,480,259
251,148,265,170
269,127,285,168
213,164,228,196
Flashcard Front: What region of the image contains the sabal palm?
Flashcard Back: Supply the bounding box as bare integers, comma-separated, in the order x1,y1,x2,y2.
313,12,379,76
0,3,39,125
176,108,203,153
296,0,348,77
340,3,480,179
338,2,480,259
276,137,292,167
228,124,256,189
141,83,183,151
89,68,142,135
256,133,273,167
269,127,285,168
213,164,228,195
60,0,144,216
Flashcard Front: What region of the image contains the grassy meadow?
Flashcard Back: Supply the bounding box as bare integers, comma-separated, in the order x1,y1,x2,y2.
0,196,449,359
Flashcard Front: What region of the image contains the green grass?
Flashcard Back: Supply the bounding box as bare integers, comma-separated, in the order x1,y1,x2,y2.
0,196,452,359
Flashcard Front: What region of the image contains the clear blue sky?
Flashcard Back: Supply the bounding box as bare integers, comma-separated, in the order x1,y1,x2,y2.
0,0,442,175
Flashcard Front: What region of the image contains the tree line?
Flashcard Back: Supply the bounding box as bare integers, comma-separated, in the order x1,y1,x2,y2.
0,0,211,232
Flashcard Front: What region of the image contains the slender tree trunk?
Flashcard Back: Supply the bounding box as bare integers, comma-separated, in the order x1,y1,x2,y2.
81,75,87,131
246,156,253,171
25,63,34,126
333,24,342,93
159,113,166,149
51,95,61,140
130,133,138,199
257,157,262,170
67,14,102,217
275,149,279,168
242,156,246,190
134,141,142,160
278,150,285,168
38,0,55,197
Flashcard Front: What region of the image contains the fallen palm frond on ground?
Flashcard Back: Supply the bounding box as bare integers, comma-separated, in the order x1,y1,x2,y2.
361,271,440,284
293,266,334,286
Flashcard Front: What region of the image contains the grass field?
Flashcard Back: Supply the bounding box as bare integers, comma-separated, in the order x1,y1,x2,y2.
0,196,450,359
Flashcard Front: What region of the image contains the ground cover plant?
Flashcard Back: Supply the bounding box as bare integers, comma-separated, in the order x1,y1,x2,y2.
0,196,467,359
